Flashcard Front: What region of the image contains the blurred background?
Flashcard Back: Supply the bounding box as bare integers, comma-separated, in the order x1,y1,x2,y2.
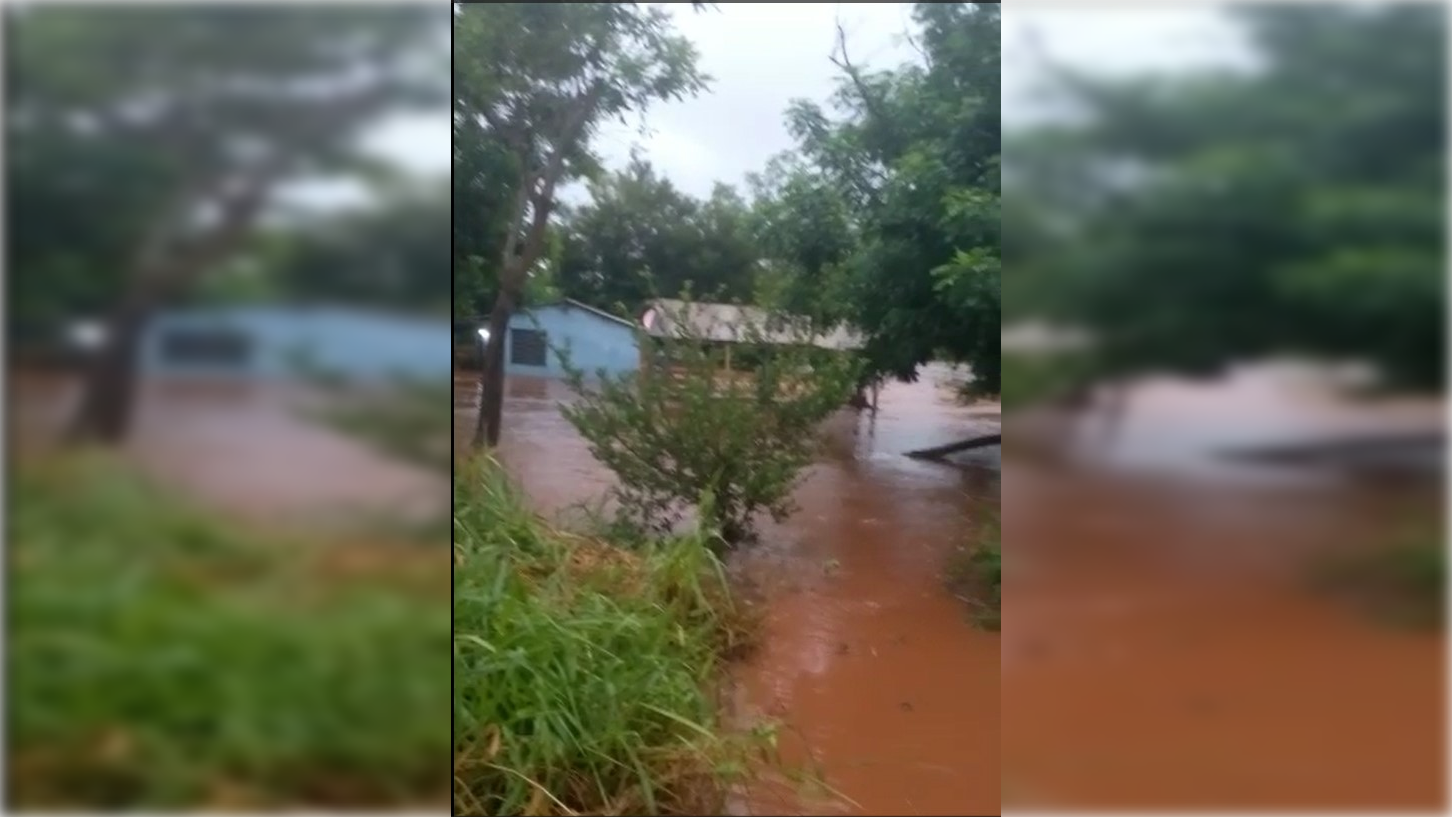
6,4,452,809
1002,3,1446,811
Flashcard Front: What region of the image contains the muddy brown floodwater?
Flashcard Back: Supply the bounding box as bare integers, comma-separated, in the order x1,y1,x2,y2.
455,367,1002,816
1004,367,1446,811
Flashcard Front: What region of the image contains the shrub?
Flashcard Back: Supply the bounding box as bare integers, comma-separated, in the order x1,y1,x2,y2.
558,298,859,544
451,456,765,815
9,454,452,809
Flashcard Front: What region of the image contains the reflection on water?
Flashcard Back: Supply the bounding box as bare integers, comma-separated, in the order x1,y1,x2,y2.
457,366,1003,816
1004,366,1445,811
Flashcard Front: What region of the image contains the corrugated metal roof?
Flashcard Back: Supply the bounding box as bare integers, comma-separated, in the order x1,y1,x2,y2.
641,299,865,351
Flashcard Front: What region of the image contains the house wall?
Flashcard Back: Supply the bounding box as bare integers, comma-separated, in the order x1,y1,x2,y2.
140,305,453,382
504,303,639,379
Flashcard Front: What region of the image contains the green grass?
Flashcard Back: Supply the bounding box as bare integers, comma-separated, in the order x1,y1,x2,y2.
1310,528,1445,630
947,515,1001,631
452,456,769,816
9,453,452,809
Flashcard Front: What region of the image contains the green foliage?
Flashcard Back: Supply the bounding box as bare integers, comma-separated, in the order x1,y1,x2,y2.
764,3,1001,388
1312,527,1445,630
946,514,1000,631
452,457,766,816
452,116,519,317
269,181,454,315
8,5,448,330
9,455,451,809
1006,6,1445,392
558,299,859,544
453,2,708,300
7,132,166,342
746,156,858,325
558,159,760,316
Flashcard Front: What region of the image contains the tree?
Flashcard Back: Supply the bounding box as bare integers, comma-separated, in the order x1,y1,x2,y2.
8,133,161,348
270,179,453,315
451,113,517,320
746,155,857,326
454,2,708,449
555,158,759,316
762,3,1002,392
8,5,448,443
1007,6,1445,395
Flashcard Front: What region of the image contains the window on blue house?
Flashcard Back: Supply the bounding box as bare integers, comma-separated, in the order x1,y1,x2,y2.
510,328,548,367
159,327,252,367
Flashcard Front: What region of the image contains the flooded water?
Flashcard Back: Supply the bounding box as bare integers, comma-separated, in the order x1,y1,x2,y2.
1004,368,1446,811
12,370,446,529
457,367,1003,816
458,363,1446,814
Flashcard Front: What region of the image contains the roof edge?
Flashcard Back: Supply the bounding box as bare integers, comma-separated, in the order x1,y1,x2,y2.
557,298,637,328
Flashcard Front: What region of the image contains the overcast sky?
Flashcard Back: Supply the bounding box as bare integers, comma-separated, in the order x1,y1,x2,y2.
580,3,919,201
336,3,1247,209
1006,6,1247,128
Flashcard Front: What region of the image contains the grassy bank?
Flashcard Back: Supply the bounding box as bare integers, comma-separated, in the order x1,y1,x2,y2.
452,457,766,816
1311,529,1445,630
9,454,452,808
947,514,1001,631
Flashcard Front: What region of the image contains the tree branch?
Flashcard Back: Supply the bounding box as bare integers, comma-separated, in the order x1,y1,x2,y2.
131,84,394,296
830,19,894,135
904,433,1001,460
498,80,606,288
499,175,532,267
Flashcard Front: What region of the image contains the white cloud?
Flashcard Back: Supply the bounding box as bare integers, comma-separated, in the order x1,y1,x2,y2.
586,3,918,200
278,109,448,212
1005,6,1250,128
361,112,451,177
577,4,1247,198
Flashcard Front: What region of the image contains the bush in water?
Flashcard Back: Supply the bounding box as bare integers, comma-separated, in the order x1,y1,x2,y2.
558,298,859,545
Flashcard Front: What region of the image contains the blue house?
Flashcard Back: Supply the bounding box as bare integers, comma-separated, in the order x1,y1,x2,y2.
498,299,640,379
140,304,453,383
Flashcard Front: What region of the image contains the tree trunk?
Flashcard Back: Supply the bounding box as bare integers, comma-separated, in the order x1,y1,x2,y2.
62,155,287,445
471,288,516,450
66,296,151,444
904,433,1001,460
